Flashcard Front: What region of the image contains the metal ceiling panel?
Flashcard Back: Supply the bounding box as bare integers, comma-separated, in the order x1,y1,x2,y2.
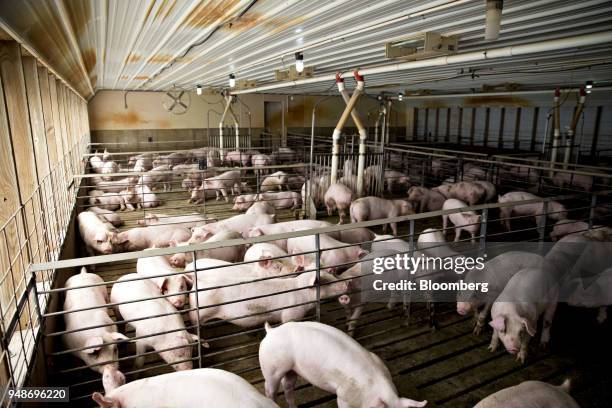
0,0,611,99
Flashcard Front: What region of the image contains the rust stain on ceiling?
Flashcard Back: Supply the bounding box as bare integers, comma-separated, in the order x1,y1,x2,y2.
183,0,240,29
464,96,532,107
154,0,178,21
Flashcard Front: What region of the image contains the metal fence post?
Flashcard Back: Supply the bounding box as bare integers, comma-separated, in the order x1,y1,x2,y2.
420,160,426,187
538,201,549,254
315,233,321,322
192,251,203,368
479,208,488,257
588,193,597,229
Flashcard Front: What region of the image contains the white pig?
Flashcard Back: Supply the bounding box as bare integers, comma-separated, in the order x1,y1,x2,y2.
489,267,559,363
442,198,481,243
63,268,128,393
350,197,413,235
259,321,427,408
101,161,119,181
244,243,289,263
114,225,192,252
473,379,579,408
261,171,288,192
92,368,279,408
384,170,410,193
111,274,203,372
407,186,445,213
135,181,161,208
188,269,349,329
141,165,173,191
246,201,276,215
324,183,353,224
286,235,367,274
498,191,567,231
78,211,118,256
193,213,275,238
137,213,208,228
89,207,124,227
550,219,592,241
89,192,126,211
201,170,242,202
248,220,333,251
136,254,193,308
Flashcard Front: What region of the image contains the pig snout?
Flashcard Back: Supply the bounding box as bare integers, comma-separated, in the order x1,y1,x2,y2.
338,294,351,305
456,302,472,316
169,295,186,309
169,254,186,268
102,365,125,393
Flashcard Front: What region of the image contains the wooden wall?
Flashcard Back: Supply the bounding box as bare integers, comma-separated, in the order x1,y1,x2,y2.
0,40,89,388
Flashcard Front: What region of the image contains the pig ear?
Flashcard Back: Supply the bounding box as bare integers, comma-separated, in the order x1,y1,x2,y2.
258,256,272,268
357,249,368,259
489,316,505,332
84,336,104,353
160,278,169,294
167,240,178,248
92,392,117,408
183,274,194,288
521,318,537,337
109,332,130,342
293,254,305,267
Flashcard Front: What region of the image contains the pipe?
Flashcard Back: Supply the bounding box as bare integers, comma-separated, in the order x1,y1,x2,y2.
388,86,612,100
337,72,368,196
563,87,587,168
485,0,504,41
219,96,233,160
374,106,384,146
231,30,612,94
386,99,392,145
331,72,363,184
549,88,561,177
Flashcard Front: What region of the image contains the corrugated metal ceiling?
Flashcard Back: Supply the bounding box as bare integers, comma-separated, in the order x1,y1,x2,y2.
0,0,611,99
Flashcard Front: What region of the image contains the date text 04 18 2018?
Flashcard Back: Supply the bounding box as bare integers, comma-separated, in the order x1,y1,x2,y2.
7,387,69,402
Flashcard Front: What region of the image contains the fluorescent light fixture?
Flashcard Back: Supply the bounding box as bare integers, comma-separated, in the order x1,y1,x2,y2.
229,74,236,88
295,52,304,73
398,93,404,101
586,80,593,89
196,85,202,95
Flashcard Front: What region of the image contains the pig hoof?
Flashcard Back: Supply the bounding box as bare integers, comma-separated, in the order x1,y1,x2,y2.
516,353,526,364
487,344,497,353
473,325,483,336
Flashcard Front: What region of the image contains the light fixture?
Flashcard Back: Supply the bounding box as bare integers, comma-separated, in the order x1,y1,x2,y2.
398,93,404,101
586,80,593,89
196,85,202,95
229,74,236,88
295,52,304,73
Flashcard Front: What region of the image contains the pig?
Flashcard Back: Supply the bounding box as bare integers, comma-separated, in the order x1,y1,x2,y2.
175,229,245,265
498,191,568,231
286,235,367,274
324,183,353,224
473,379,579,408
225,150,250,167
261,191,302,213
188,269,349,329
127,153,153,169
287,175,305,191
552,171,593,192
141,165,173,191
135,181,161,208
89,192,126,211
194,213,275,238
114,225,192,252
337,227,376,245
248,220,334,251
407,186,445,213
90,154,104,173
187,181,217,204
384,170,410,193
457,251,548,334
102,149,111,161
261,171,289,192
101,161,119,181
562,266,612,324
431,158,443,178
251,153,272,175
441,198,481,243
244,243,289,263
63,268,128,393
89,189,105,198
232,193,259,211
246,201,276,215
78,211,118,256
111,274,203,371
338,174,358,192
550,219,593,241
201,170,241,202
152,152,188,167
136,253,193,308
137,213,208,228
489,267,559,363
301,179,324,207
473,180,496,202
350,197,414,235
363,165,382,192
463,163,486,181
132,158,149,173
274,147,296,163
89,206,124,227
92,368,280,408
447,181,487,205
259,321,427,408
93,176,138,194
118,187,139,211
185,255,299,281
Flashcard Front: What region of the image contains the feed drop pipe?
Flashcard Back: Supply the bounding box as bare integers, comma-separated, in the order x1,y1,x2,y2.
549,88,561,178
331,71,366,196
219,94,239,160
374,103,386,150
563,87,587,169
